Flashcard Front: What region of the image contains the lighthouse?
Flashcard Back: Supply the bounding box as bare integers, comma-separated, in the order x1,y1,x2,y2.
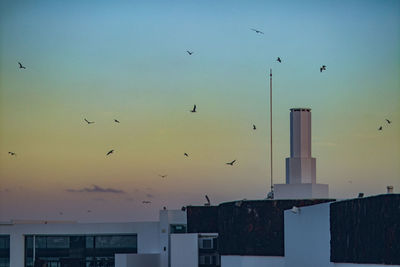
274,108,329,199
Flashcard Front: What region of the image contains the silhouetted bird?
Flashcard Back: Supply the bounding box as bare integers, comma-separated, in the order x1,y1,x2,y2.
106,150,114,156
320,65,327,72
184,153,189,157
8,152,16,156
190,105,197,113
159,174,167,178
277,57,282,63
186,51,194,55
84,118,94,124
205,195,211,206
378,126,382,131
114,119,120,123
18,62,26,69
250,28,264,34
142,201,151,204
226,160,236,166
253,124,256,130
358,193,364,198
386,119,392,124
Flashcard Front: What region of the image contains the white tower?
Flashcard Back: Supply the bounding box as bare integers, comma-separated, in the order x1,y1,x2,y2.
274,108,329,199
286,108,316,184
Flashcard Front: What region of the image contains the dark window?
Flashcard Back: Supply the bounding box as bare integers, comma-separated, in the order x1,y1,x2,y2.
95,235,136,249
46,236,69,248
24,234,137,267
85,236,94,248
201,239,212,249
0,235,10,267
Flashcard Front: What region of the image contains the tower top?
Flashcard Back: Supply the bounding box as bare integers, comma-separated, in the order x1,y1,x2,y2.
290,108,311,112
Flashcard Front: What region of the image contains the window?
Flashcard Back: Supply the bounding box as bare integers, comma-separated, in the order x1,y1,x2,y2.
46,236,69,248
95,235,136,249
199,254,219,265
170,224,187,234
199,238,213,249
24,234,137,267
85,236,94,248
0,236,10,267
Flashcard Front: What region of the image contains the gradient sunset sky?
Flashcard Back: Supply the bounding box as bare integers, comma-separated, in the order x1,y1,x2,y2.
0,0,399,222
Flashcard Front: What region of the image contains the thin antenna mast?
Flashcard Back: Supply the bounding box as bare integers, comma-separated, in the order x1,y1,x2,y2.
269,69,274,196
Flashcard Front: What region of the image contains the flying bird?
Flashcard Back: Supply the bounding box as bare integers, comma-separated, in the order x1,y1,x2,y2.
142,201,151,204
320,65,327,72
159,174,168,178
277,57,282,63
184,153,189,157
8,152,16,156
226,160,236,166
205,195,211,206
186,51,194,55
18,62,26,69
84,118,95,124
106,149,114,156
385,119,392,124
114,119,120,123
253,124,256,130
190,105,197,113
378,126,382,131
250,28,264,34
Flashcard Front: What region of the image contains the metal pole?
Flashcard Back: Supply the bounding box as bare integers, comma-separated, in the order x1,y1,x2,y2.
270,69,273,195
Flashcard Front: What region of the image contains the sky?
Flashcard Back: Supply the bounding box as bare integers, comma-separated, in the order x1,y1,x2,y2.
0,0,399,222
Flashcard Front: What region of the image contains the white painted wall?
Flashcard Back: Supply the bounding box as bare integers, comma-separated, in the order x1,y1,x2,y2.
284,202,332,267
115,253,160,267
0,221,160,267
159,210,186,267
170,234,198,267
221,255,284,267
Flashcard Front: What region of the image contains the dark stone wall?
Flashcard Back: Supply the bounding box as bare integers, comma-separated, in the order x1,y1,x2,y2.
217,199,333,256
187,199,334,256
330,194,400,265
187,206,219,233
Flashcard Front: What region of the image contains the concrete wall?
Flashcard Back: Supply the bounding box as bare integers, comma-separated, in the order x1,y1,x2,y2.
159,210,187,267
170,234,198,267
221,255,284,267
115,253,160,267
0,221,160,267
284,202,332,267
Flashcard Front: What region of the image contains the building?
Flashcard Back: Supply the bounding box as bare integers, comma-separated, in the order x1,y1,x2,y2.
1,107,399,267
274,108,329,199
0,210,186,267
1,195,399,267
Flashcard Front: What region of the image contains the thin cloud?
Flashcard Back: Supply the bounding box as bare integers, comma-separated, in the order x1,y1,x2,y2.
66,184,125,194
